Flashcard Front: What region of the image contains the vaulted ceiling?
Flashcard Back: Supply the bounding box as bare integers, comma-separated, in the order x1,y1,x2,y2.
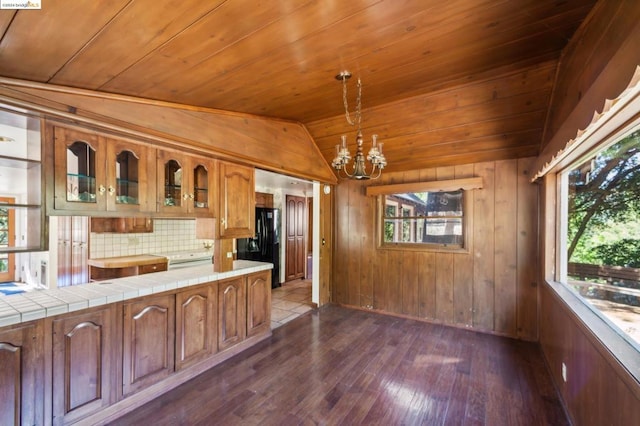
0,0,597,174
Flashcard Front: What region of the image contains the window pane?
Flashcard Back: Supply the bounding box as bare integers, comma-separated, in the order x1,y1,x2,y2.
382,190,464,248
565,130,640,346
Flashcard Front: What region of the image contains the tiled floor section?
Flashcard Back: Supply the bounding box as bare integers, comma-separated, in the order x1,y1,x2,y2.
271,279,313,329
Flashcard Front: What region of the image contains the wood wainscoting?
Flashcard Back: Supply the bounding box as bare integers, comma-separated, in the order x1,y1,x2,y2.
333,157,539,340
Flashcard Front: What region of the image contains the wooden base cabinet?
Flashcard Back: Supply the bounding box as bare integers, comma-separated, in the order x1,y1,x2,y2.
218,276,246,351
175,284,217,371
0,322,44,426
52,306,116,425
122,294,175,397
247,271,271,338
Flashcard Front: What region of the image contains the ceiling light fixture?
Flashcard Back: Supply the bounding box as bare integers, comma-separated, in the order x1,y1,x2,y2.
331,71,386,180
0,136,15,142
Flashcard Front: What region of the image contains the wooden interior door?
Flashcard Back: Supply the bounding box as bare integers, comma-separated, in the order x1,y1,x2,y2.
0,197,15,283
285,195,306,281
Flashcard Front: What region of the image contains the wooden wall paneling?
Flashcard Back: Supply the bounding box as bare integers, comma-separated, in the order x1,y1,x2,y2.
435,166,455,324
516,158,539,340
417,251,436,320
544,0,632,146
400,169,421,317
347,179,363,307
402,251,419,317
418,168,437,320
333,181,349,304
453,164,475,327
0,84,337,184
378,171,404,314
385,250,404,315
493,160,518,336
359,179,375,309
473,161,496,331
435,253,455,324
332,158,538,339
540,283,640,425
371,171,396,312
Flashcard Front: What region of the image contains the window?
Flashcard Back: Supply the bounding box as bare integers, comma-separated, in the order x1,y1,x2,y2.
560,130,640,349
367,178,482,251
378,188,467,250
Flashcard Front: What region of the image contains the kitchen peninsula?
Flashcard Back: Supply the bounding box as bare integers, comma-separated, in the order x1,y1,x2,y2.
0,260,272,425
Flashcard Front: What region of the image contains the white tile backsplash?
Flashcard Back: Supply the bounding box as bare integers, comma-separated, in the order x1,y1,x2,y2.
90,219,213,258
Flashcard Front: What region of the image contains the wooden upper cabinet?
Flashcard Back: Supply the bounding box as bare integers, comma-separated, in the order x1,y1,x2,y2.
157,151,217,217
52,125,155,213
218,161,254,238
91,217,153,233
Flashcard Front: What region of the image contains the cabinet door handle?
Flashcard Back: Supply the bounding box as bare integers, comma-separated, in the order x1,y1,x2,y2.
183,193,189,200
98,185,106,195
189,193,194,200
220,218,226,226
108,186,115,196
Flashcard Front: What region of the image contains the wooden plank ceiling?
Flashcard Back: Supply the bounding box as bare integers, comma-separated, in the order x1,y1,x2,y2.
0,0,597,175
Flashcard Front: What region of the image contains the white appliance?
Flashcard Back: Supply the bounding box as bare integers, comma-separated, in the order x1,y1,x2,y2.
160,250,213,270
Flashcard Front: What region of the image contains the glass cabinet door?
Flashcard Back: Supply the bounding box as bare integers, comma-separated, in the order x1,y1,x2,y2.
54,127,106,211
66,141,98,204
193,164,208,210
164,159,183,208
115,150,140,206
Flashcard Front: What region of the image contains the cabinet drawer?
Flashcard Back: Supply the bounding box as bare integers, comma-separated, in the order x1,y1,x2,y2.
138,262,167,275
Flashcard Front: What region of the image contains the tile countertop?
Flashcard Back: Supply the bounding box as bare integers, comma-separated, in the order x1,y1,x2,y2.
0,260,273,327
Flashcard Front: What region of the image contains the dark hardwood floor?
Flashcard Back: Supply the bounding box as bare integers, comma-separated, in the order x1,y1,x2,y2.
110,305,568,425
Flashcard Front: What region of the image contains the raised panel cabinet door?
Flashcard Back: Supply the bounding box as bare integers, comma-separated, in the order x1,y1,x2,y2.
122,294,175,397
52,306,116,425
218,276,246,351
175,283,217,371
53,126,107,212
219,162,254,238
246,271,271,337
0,322,44,426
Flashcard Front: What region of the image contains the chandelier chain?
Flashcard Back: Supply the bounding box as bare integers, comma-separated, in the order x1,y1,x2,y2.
342,76,362,129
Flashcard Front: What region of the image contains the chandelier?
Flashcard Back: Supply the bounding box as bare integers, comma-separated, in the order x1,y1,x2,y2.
331,71,387,180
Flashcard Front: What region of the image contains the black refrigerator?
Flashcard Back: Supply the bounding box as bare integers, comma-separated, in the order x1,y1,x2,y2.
237,207,281,288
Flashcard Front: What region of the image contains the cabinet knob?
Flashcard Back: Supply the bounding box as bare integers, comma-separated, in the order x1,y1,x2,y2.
183,193,189,200
98,185,106,195
108,186,115,196
189,193,194,200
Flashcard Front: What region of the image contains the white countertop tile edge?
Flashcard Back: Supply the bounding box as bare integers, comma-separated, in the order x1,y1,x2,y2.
0,261,272,327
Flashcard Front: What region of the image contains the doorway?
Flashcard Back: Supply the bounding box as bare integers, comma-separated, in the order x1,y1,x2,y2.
0,196,15,282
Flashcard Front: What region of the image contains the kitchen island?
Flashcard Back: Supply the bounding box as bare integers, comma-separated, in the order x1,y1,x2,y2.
0,260,273,425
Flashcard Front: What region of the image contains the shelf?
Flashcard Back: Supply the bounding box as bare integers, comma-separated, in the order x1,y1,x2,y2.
0,155,41,169
0,203,42,209
0,246,47,254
